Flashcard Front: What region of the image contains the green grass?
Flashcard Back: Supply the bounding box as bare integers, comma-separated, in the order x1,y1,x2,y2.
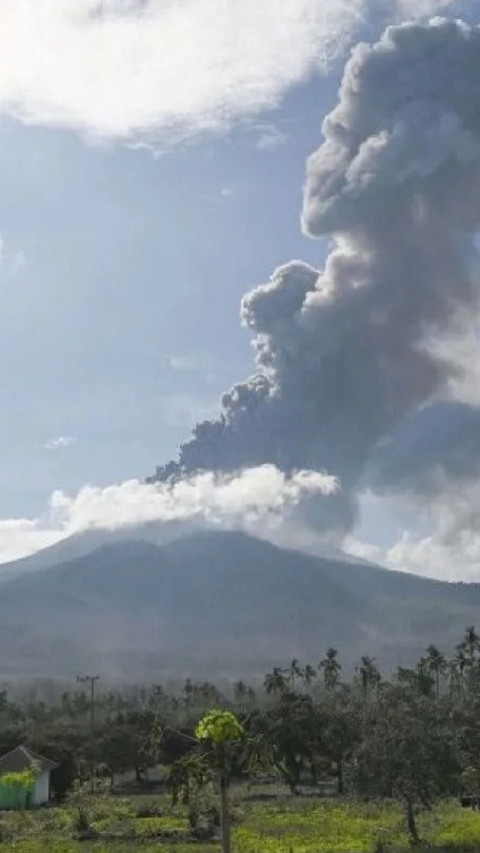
234,798,409,853
0,788,479,851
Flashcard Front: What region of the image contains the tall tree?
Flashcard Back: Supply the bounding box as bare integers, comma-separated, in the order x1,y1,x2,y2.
319,693,359,794
452,644,469,701
425,645,446,700
263,667,290,697
355,656,381,701
356,686,459,843
319,648,341,692
194,710,244,853
462,626,480,663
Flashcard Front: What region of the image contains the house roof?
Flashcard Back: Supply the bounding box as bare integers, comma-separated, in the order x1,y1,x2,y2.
0,745,59,775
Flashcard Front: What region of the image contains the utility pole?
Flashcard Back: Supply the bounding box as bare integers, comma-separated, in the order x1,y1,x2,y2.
77,673,100,793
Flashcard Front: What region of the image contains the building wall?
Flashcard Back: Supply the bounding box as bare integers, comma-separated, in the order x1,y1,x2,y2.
0,780,29,809
33,771,50,806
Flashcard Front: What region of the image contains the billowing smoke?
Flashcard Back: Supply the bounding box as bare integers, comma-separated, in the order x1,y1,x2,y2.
152,18,480,542
0,466,337,565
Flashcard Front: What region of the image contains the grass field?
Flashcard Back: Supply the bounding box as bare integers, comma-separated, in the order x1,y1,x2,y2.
0,785,479,852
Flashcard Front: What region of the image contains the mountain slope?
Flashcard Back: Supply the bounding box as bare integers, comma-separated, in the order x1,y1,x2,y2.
0,531,478,681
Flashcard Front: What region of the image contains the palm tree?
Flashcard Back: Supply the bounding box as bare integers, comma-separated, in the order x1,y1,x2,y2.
396,666,418,691
183,678,193,707
447,658,462,701
462,626,480,662
302,664,317,688
415,657,435,697
289,659,303,690
355,656,381,701
234,680,255,711
425,645,446,699
458,627,480,698
452,645,469,701
319,648,341,692
263,667,290,696
233,680,247,709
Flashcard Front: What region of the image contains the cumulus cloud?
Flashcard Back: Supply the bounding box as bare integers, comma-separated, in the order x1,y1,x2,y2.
0,1,470,145
0,0,365,143
383,481,480,580
0,519,62,566
0,465,338,565
43,436,77,450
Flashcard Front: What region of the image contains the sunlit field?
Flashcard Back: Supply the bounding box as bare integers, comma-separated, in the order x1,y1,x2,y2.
0,787,480,852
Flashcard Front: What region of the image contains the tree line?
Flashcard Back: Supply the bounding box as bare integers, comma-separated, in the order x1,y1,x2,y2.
3,627,480,843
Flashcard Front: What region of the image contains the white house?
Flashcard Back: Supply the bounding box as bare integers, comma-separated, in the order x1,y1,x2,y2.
0,745,59,807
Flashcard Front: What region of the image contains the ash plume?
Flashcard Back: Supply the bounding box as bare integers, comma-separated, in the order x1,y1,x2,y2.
152,18,480,533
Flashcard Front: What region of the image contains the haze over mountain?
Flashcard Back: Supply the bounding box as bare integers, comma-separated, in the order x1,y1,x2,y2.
1,530,478,683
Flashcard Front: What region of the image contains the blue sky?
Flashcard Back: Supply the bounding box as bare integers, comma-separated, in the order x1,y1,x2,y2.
1,0,479,578
0,73,338,519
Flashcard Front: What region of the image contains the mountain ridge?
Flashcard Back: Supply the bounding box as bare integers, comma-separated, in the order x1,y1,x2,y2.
0,530,478,683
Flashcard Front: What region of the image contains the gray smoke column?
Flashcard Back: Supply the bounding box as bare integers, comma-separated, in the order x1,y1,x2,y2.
151,18,480,530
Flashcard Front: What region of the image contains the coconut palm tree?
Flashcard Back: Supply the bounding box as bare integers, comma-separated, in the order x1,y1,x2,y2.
319,648,341,692
355,656,381,701
447,658,463,701
302,664,317,688
425,645,446,699
289,659,303,690
462,626,480,662
233,680,248,711
452,645,469,702
263,667,290,696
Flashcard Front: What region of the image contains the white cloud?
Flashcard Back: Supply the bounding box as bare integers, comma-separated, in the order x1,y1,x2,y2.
0,236,26,272
343,536,384,565
342,480,480,582
0,465,338,565
254,125,288,152
165,353,198,372
0,519,62,566
0,0,362,142
385,483,480,581
0,0,463,145
43,436,77,450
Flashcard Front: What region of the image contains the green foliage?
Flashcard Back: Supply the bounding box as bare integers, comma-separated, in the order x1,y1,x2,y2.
6,626,480,849
0,767,36,791
461,766,480,795
195,709,244,745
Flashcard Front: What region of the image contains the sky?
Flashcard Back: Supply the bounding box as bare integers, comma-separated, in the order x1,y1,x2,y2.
1,0,480,579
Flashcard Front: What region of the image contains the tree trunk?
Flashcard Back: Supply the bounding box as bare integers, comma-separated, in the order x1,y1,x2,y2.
220,774,231,853
405,799,419,844
337,758,344,795
286,760,301,795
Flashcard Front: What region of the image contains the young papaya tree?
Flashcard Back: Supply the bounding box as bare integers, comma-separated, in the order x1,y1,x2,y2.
194,709,244,853
169,709,243,853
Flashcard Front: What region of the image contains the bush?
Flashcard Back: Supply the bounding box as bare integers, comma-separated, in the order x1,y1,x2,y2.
72,806,90,833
